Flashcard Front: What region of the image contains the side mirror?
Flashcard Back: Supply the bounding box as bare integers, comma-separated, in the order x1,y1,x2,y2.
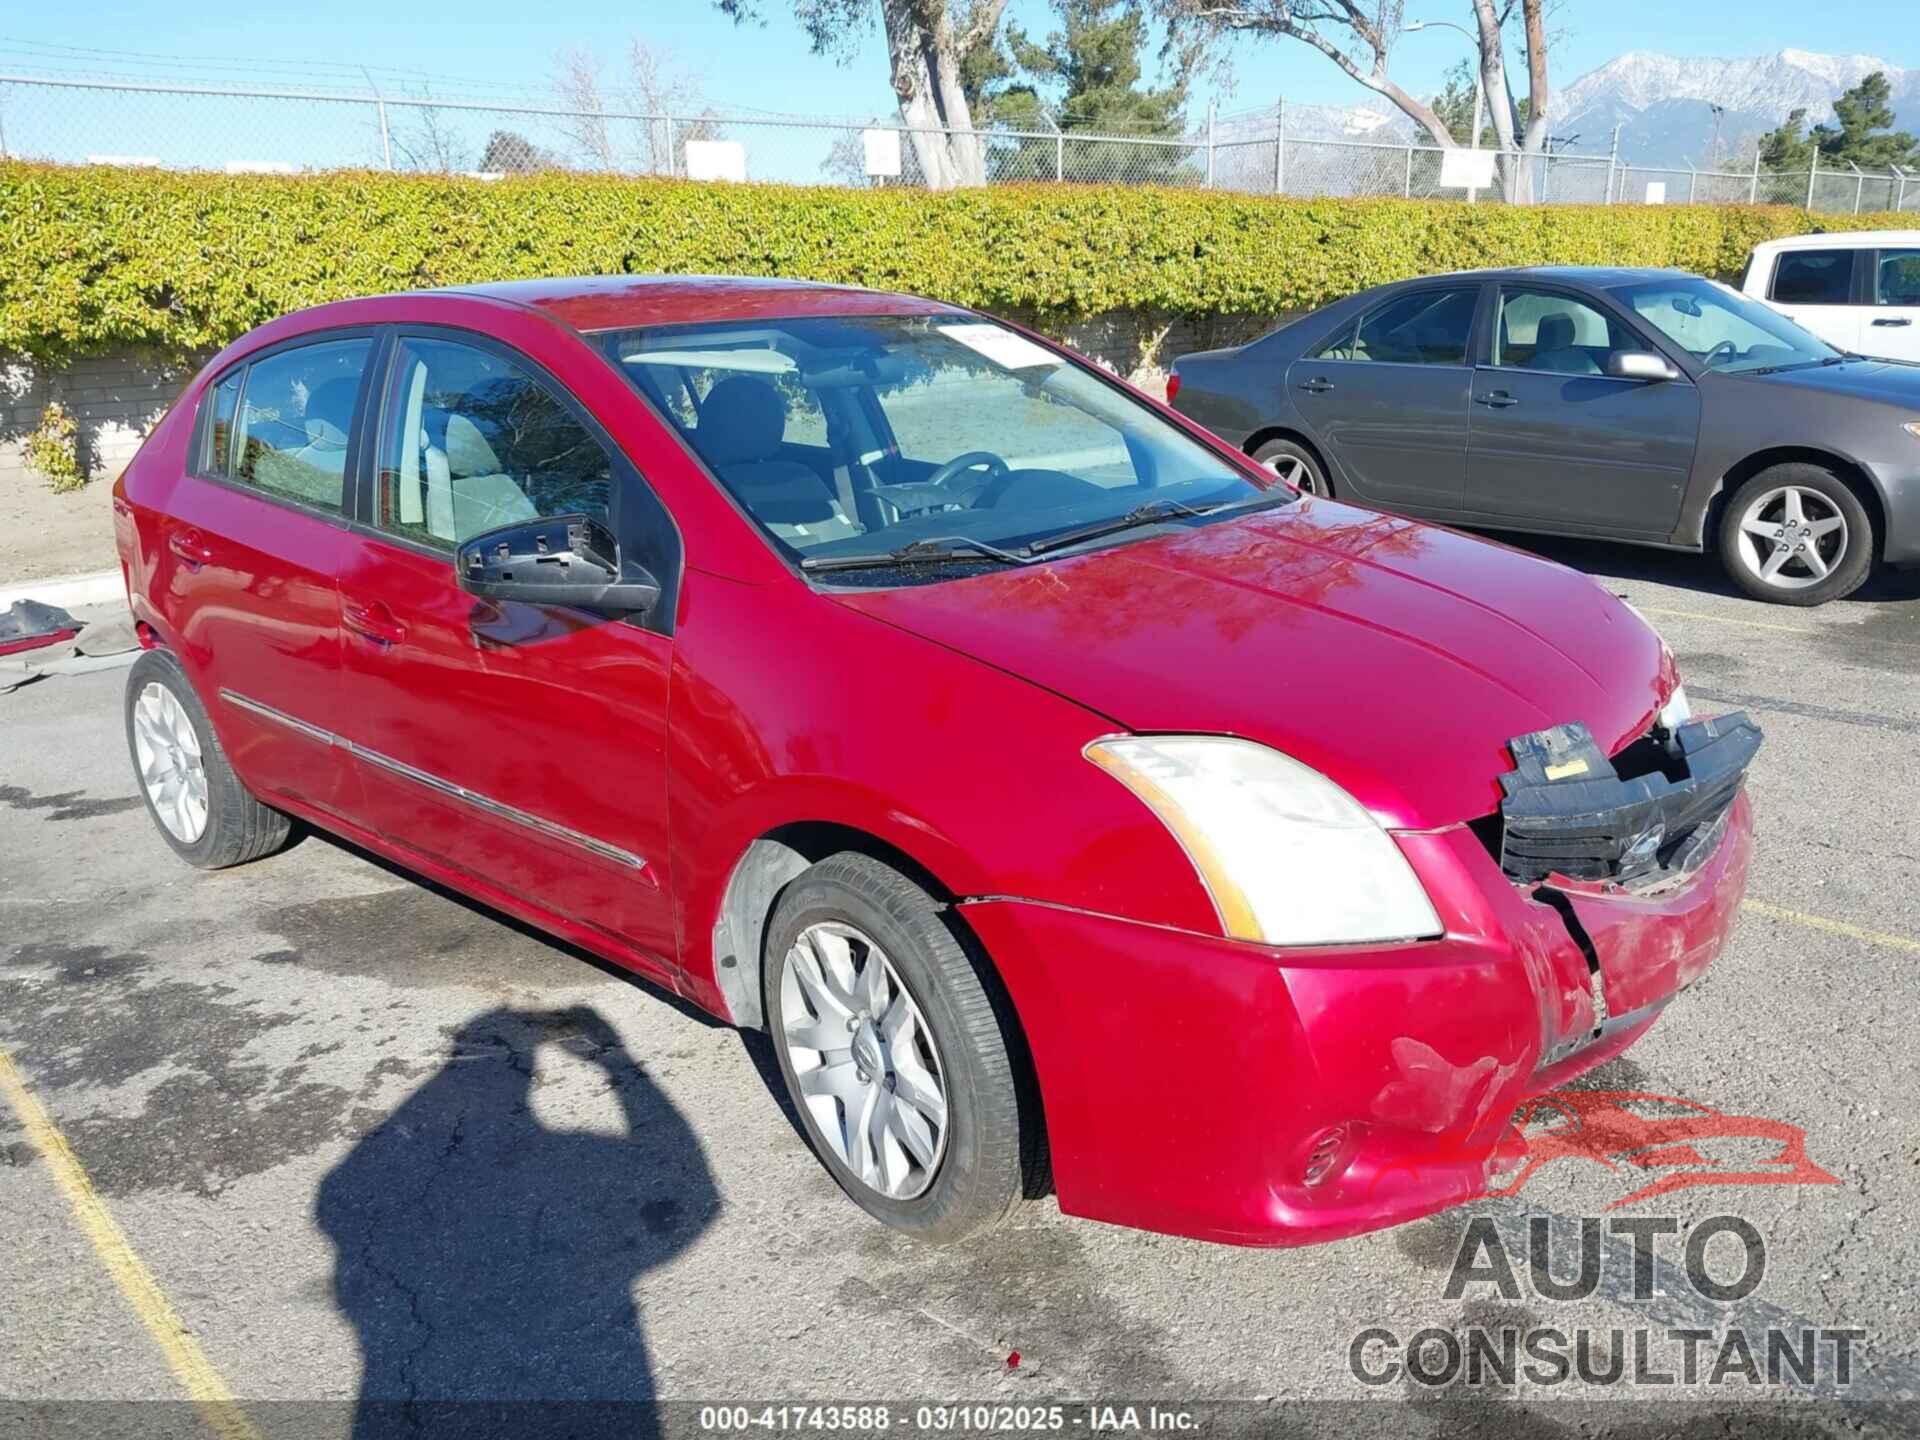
456,514,660,614
1607,351,1681,382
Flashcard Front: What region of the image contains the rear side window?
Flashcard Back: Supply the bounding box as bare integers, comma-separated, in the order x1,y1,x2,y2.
1770,250,1855,305
232,339,373,513
197,372,241,477
1876,249,1920,305
373,336,614,549
1320,288,1477,366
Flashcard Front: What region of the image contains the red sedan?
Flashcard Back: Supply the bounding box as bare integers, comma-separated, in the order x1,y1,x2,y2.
113,275,1760,1246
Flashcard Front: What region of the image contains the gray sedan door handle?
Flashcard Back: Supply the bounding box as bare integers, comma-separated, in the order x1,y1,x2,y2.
1871,317,1912,327
1476,391,1519,408
1297,377,1335,394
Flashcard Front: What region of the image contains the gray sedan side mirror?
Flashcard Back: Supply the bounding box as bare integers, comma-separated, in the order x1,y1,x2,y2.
1607,351,1681,382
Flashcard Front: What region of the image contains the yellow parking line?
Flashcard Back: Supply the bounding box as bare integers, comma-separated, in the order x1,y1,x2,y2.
0,1048,263,1440
1742,899,1920,955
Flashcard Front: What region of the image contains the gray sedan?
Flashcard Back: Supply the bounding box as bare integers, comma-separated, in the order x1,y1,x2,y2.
1167,266,1920,604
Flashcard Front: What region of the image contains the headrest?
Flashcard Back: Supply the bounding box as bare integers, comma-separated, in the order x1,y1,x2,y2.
445,414,503,478
302,376,360,450
699,376,787,464
1535,312,1577,353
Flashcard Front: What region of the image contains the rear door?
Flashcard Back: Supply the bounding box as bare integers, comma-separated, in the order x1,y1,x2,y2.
1866,246,1920,361
332,329,683,980
1764,247,1863,354
1283,285,1479,513
152,334,377,820
1465,284,1699,536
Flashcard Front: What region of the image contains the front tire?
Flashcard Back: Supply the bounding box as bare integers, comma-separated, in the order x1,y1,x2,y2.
763,853,1031,1245
125,650,291,869
1249,437,1329,497
1718,464,1873,606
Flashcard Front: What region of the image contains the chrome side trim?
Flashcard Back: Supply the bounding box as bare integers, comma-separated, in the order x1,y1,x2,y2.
218,688,649,873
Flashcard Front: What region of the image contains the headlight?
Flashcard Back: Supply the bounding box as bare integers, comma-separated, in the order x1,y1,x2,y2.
1085,736,1443,947
1904,422,1920,441
1658,683,1692,732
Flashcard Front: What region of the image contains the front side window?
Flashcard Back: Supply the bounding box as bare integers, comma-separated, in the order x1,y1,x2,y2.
232,339,372,512
1615,277,1838,374
607,314,1274,582
1491,289,1639,376
1317,288,1477,366
1877,249,1920,305
374,337,614,548
1770,249,1855,306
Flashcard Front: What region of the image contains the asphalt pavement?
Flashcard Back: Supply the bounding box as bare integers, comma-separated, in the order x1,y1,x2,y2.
2,542,1918,1438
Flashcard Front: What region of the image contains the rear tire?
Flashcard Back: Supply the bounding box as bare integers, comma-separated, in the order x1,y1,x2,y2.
1249,437,1329,497
125,650,291,869
762,853,1031,1245
1717,464,1873,606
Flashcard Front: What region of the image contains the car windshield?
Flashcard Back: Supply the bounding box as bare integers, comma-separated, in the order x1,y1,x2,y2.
1609,276,1841,374
603,314,1275,582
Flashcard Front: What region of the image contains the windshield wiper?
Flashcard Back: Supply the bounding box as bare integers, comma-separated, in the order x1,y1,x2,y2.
799,536,1035,573
1024,490,1296,558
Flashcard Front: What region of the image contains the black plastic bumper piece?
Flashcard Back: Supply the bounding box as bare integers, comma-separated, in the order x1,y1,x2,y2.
1496,712,1763,886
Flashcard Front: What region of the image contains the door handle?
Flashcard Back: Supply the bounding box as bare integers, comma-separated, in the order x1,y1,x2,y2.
1871,317,1912,327
343,598,408,648
1297,377,1336,394
167,528,213,570
1476,391,1520,408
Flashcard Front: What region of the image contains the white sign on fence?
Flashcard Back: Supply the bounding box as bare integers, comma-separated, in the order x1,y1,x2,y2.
1645,181,1668,205
684,141,747,183
862,128,902,178
1438,147,1498,190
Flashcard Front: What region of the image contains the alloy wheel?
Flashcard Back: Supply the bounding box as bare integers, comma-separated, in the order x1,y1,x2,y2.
1261,453,1320,495
1733,485,1849,591
778,921,950,1200
132,681,209,843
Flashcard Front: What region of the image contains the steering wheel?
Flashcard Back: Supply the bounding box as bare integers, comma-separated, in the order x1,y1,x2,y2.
1701,339,1738,367
925,450,1009,494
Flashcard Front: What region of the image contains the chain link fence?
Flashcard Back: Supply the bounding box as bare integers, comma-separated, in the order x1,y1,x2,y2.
3,73,1918,213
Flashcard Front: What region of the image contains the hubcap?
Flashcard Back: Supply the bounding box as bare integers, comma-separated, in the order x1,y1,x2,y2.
1261,453,1319,494
1735,485,1848,591
132,682,209,843
779,922,949,1200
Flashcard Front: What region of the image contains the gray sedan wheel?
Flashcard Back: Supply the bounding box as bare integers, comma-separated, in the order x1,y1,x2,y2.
1718,464,1873,607
1249,438,1329,497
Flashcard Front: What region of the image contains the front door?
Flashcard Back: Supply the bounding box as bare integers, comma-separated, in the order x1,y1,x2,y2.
333,331,682,979
1866,246,1920,361
155,335,377,821
1284,284,1478,513
1765,247,1862,355
1465,285,1700,536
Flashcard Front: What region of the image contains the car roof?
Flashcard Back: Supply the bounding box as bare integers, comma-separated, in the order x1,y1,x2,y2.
1751,230,1920,252
439,274,962,332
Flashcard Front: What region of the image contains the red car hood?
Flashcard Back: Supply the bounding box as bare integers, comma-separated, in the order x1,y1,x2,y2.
833,499,1672,830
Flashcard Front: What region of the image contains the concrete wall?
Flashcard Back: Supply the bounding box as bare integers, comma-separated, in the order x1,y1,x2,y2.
2,350,207,487
0,309,1297,487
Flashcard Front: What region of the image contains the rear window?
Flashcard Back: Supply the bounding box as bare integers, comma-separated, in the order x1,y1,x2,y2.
1770,250,1855,306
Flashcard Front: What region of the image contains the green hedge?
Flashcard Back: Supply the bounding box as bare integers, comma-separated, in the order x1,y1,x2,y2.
0,162,1907,366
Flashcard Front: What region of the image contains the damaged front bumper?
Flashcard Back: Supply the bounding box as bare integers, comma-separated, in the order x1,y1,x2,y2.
954,738,1757,1247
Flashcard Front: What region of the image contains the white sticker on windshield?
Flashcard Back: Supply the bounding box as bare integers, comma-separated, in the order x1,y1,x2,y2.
937,323,1061,371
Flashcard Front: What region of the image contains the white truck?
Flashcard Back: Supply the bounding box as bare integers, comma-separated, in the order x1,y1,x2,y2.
1741,230,1920,362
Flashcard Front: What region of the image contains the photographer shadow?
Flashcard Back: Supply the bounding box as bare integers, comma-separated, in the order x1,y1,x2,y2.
316,1005,716,1439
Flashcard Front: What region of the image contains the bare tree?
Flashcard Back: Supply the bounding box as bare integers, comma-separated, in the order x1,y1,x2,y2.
1156,0,1553,198
716,0,1010,188
392,84,469,174
554,47,617,170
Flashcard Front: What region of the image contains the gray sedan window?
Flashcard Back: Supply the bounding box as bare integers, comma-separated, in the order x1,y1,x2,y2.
1314,288,1476,366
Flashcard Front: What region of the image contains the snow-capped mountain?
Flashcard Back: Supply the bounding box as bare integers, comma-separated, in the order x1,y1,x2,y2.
1555,49,1918,166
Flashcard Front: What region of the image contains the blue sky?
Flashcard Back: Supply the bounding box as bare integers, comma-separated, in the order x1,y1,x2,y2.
0,1,1913,174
